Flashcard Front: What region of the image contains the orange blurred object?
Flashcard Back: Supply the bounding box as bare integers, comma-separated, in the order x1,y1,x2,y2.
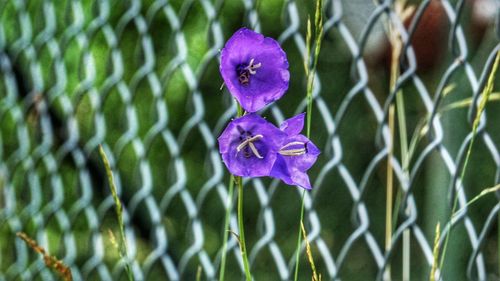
366,0,497,74
403,0,449,72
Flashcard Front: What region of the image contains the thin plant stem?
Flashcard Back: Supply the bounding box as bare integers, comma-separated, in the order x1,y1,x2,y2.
301,221,320,281
236,176,252,281
395,59,411,281
451,184,500,219
385,105,395,280
221,101,250,280
305,16,313,139
196,266,203,281
385,6,400,278
219,175,235,281
305,0,323,139
429,223,441,281
389,2,436,236
439,50,500,275
386,2,414,278
402,229,410,281
440,93,500,112
98,145,134,281
220,95,244,281
295,0,323,279
293,190,306,281
294,16,312,281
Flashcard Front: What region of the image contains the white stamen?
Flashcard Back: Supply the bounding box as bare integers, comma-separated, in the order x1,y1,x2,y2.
246,58,262,75
280,141,306,150
236,134,264,158
279,149,306,156
237,134,263,152
248,142,264,159
279,141,307,156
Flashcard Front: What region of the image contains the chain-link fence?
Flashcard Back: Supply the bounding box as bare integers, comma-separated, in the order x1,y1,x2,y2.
1,0,500,280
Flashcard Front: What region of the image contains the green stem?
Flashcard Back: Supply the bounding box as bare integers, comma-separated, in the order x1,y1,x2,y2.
237,176,252,280
99,145,134,281
439,50,500,275
384,105,395,280
296,1,323,278
438,176,460,273
438,103,478,275
306,87,314,139
293,190,306,281
219,175,235,281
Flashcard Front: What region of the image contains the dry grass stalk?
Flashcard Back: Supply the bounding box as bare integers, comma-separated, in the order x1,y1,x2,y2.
300,222,321,281
16,232,72,281
429,223,441,281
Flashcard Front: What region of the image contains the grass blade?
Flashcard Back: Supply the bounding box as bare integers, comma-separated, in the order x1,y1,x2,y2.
236,176,252,280
98,144,134,281
385,105,395,280
293,191,306,281
196,265,203,281
219,175,235,281
452,184,500,219
440,93,500,113
305,0,324,139
300,222,320,281
296,1,323,279
439,50,500,275
429,223,441,281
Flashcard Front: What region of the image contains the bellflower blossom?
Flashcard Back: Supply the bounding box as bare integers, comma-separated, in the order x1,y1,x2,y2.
218,113,287,177
270,113,320,189
220,28,289,112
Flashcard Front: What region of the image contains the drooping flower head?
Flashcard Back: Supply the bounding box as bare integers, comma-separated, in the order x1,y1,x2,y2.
220,28,289,113
218,113,287,177
270,113,320,189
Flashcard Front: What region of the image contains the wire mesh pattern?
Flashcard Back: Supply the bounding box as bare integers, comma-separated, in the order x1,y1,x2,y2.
1,0,500,280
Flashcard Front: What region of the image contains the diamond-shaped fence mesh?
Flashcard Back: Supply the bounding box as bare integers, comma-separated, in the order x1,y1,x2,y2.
1,0,500,280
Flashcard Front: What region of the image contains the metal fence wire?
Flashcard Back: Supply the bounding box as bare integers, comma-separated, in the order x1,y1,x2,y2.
1,0,500,280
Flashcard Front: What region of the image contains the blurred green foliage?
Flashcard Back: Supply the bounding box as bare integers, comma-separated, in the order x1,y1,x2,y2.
0,0,499,280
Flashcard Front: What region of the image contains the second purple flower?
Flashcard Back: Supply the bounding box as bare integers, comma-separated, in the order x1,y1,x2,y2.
270,113,320,190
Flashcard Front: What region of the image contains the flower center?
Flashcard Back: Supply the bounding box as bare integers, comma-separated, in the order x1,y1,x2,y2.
279,141,307,156
237,58,262,85
237,134,264,159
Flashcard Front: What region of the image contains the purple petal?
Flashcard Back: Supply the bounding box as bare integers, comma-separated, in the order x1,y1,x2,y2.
220,28,289,113
269,155,293,185
270,156,312,190
282,135,320,172
280,113,305,136
269,134,320,190
218,113,286,177
291,172,312,190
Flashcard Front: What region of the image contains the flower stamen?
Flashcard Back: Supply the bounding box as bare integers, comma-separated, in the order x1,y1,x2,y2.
237,134,264,159
237,58,262,85
279,141,307,156
248,142,263,159
246,58,262,75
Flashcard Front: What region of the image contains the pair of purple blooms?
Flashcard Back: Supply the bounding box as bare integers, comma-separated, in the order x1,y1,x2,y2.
218,28,320,190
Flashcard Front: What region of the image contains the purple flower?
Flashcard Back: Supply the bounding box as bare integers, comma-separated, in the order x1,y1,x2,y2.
270,113,320,189
218,113,287,177
220,28,289,113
